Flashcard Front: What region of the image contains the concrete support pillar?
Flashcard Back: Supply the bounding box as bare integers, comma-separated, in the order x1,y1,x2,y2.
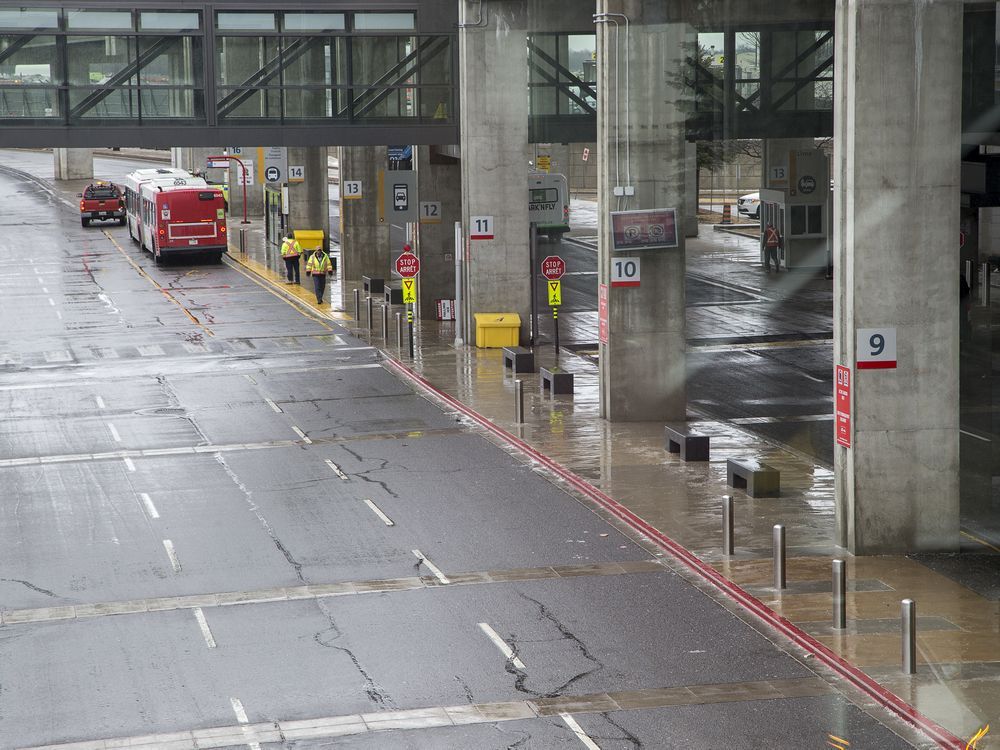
53,148,93,181
228,149,264,218
597,1,690,421
685,142,698,237
171,147,214,173
339,145,390,304
459,0,531,338
834,0,962,553
286,147,329,248
415,146,461,320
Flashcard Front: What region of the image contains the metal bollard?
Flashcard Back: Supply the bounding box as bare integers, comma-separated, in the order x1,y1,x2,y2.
965,259,973,287
981,262,991,306
902,599,916,674
832,559,846,630
722,495,734,556
381,303,389,341
773,524,786,590
353,288,360,324
396,312,403,349
514,379,524,423
239,227,247,254
366,296,373,336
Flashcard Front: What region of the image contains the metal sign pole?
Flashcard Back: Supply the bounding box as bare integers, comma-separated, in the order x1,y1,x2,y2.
407,304,414,359
529,222,538,346
553,306,559,358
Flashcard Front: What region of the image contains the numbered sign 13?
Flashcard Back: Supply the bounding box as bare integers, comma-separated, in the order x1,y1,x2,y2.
856,327,897,370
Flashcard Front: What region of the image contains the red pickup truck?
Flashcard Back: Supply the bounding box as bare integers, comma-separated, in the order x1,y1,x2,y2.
79,182,125,227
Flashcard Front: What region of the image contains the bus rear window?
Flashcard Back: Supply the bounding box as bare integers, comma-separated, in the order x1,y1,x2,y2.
198,191,221,201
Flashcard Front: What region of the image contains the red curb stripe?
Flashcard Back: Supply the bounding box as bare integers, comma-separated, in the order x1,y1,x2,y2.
384,356,966,749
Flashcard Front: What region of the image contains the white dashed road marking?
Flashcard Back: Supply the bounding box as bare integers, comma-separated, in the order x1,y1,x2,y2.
193,608,217,648
325,459,349,480
162,540,182,572
107,423,121,442
412,549,450,585
264,398,282,413
362,498,394,526
140,493,159,519
478,622,525,670
291,426,312,444
561,713,602,749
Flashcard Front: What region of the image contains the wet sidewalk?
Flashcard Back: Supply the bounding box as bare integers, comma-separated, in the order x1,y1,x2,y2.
218,221,1000,748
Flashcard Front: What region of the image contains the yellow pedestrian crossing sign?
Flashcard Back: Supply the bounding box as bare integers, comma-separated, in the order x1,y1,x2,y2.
402,278,417,304
547,280,562,306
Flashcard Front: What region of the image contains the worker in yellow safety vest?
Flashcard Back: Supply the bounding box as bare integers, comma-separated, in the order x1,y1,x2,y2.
305,246,333,304
280,233,302,285
763,222,781,273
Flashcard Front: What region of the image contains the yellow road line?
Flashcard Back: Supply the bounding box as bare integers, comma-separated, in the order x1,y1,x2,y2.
960,530,1000,554
103,231,214,337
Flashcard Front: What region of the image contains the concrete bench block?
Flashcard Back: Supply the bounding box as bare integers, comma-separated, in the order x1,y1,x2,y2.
540,366,574,395
727,458,780,498
664,422,710,462
362,276,384,295
502,346,535,373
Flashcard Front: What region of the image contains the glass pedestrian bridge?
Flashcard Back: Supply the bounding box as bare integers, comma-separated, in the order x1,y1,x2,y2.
0,2,458,146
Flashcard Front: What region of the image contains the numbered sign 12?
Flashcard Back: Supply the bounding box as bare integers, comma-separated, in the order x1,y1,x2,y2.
420,202,442,224
342,180,363,200
856,327,897,369
611,257,640,287
470,215,494,240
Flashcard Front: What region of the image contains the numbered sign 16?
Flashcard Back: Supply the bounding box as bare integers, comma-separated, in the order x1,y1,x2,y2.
470,215,494,240
856,327,897,370
611,257,640,287
342,180,362,200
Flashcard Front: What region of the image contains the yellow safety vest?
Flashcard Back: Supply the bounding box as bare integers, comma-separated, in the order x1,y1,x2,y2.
280,238,301,259
306,251,332,275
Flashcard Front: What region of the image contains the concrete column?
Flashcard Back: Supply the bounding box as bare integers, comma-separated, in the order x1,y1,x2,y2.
833,0,962,553
53,149,93,180
339,145,390,305
597,1,690,421
286,147,329,248
459,0,531,339
171,147,214,173
414,146,461,320
228,149,264,218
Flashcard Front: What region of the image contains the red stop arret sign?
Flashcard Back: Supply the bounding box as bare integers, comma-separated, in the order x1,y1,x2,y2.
541,255,565,280
395,252,420,277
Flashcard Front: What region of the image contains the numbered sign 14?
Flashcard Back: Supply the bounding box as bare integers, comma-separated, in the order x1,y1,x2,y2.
856,327,896,370
611,257,640,287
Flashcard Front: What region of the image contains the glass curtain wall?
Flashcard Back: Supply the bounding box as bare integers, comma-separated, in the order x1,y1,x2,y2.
0,7,203,124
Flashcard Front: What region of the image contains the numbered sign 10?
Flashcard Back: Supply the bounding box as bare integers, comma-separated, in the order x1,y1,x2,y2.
611,257,640,287
856,327,896,370
470,215,494,240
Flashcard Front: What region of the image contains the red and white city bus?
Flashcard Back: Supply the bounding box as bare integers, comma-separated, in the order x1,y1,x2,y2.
124,168,228,263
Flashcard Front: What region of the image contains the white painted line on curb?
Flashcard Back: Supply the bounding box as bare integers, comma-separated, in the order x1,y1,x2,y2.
291,426,312,444
363,498,394,526
561,713,601,750
55,310,62,320
123,457,136,472
230,697,262,750
162,540,182,572
478,622,525,670
193,608,216,648
244,374,257,384
140,493,159,519
325,459,349,480
264,397,282,413
413,549,450,585
48,298,55,306
95,396,105,409
41,287,48,293
107,423,121,442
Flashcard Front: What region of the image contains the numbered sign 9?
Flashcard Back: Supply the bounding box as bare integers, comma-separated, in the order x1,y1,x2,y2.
856,327,896,370
611,257,640,287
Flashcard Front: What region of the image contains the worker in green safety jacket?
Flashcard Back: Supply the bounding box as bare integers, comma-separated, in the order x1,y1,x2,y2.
305,246,333,304
280,233,301,284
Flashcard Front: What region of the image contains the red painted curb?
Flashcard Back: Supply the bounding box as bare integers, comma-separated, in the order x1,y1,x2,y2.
384,357,966,749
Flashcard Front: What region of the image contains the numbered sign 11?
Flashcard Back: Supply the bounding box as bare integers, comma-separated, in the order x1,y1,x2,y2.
470,215,494,240
856,327,896,369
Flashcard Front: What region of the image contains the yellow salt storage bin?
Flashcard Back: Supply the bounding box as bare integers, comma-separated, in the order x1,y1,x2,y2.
474,313,521,348
293,229,325,252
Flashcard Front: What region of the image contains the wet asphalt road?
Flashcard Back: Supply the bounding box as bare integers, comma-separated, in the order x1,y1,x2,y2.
0,161,922,749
